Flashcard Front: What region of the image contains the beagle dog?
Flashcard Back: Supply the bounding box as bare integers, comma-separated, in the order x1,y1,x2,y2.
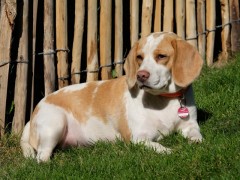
21,32,203,162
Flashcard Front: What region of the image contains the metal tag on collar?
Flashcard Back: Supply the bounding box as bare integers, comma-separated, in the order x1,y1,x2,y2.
177,94,189,119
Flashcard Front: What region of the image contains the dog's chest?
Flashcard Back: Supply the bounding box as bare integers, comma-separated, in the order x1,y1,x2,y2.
126,92,181,140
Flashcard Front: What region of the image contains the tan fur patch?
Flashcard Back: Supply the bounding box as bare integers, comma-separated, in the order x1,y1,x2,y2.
124,43,140,89
171,39,203,87
45,76,131,142
154,36,175,69
45,81,98,123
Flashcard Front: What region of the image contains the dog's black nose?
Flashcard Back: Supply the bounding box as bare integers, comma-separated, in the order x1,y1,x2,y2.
137,70,150,82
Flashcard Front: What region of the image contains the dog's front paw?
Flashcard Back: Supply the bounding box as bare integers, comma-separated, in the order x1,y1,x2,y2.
189,133,203,143
185,128,203,143
155,146,172,154
142,141,172,154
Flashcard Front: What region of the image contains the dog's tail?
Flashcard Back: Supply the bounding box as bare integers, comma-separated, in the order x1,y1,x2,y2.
20,121,36,159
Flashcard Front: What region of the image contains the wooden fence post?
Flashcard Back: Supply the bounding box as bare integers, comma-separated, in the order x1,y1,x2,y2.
31,0,38,114
197,0,206,59
154,0,161,32
163,0,173,32
186,0,197,48
12,0,29,134
87,0,98,82
141,0,153,37
114,0,123,77
56,0,69,88
229,0,240,52
44,0,55,94
0,0,16,137
176,0,185,39
130,0,139,46
219,0,230,62
206,0,216,66
100,0,112,80
71,0,85,84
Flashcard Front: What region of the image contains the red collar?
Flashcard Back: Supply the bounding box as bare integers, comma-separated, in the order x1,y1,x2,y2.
159,88,187,98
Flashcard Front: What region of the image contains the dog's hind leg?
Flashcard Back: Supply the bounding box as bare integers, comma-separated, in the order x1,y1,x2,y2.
20,122,36,159
35,111,67,163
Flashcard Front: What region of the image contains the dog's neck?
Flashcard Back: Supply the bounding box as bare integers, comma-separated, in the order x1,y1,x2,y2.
159,87,188,98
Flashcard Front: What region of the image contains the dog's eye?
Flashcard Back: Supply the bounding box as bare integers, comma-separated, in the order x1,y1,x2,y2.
157,54,167,60
137,55,143,61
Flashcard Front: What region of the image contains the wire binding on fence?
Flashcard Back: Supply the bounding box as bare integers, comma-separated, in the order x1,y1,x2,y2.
1,19,240,80
59,19,240,80
185,19,240,41
58,60,126,81
36,48,70,56
0,60,28,68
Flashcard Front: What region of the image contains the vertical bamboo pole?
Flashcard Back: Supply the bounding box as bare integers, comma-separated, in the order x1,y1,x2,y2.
0,0,4,16
219,0,230,62
229,0,240,52
197,0,206,59
87,0,98,82
141,0,153,37
130,0,139,46
206,0,216,66
176,0,185,39
56,0,69,88
114,0,123,77
44,0,55,95
186,0,197,48
12,0,29,134
71,0,85,84
154,0,161,32
31,0,38,113
100,0,112,80
0,0,16,137
163,0,173,32
0,0,3,18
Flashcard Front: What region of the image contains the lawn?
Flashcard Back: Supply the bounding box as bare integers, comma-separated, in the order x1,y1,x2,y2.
1,55,240,179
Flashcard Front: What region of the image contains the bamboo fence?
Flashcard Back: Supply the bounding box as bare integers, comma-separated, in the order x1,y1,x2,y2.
197,0,206,58
100,0,112,80
176,0,185,39
87,0,98,81
56,0,69,88
12,0,29,134
0,0,16,136
43,0,55,95
72,0,85,84
163,0,173,32
186,0,197,48
0,0,240,137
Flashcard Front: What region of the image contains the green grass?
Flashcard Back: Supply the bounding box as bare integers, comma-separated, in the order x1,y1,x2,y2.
1,55,240,179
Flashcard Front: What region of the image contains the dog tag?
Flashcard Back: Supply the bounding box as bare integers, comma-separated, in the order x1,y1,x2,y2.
178,107,189,119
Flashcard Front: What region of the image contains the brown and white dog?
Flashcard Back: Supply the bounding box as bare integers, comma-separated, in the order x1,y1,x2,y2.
21,32,203,162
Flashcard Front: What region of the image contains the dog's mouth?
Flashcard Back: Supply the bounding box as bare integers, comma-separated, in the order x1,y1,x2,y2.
139,85,152,89
138,83,170,96
139,84,168,90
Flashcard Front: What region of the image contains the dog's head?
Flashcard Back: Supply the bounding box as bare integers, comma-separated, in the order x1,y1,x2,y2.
124,32,203,95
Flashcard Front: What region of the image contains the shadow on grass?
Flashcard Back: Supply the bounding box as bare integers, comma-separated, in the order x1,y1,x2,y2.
197,108,212,124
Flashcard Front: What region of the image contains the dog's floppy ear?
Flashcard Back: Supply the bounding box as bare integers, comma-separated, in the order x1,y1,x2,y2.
171,39,203,87
124,43,139,89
